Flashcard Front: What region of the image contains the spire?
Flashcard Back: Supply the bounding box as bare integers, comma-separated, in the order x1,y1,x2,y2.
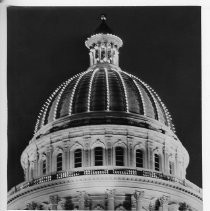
85,15,123,67
94,14,113,34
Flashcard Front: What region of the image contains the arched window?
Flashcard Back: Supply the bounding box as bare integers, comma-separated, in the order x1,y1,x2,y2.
169,161,174,175
74,149,82,168
115,147,124,166
42,160,46,175
94,147,103,166
56,153,62,171
136,149,143,168
154,154,160,171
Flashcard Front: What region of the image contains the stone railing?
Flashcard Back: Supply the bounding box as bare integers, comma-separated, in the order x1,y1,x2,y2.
8,166,202,197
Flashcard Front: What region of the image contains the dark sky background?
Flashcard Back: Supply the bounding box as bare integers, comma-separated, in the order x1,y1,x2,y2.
7,6,201,190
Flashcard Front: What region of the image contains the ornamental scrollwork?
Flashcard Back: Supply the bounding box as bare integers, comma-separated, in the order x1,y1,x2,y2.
133,190,144,201
159,195,170,206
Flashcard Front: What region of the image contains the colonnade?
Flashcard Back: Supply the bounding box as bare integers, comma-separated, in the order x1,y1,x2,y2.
89,43,119,66
26,190,192,210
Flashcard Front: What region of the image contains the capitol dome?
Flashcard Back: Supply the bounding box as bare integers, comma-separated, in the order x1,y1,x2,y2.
34,16,174,137
7,15,202,211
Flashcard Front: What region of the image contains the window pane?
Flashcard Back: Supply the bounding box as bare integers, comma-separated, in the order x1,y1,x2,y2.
43,160,46,175
74,149,82,168
116,147,124,166
136,149,143,168
57,153,62,171
154,154,160,171
169,161,173,174
95,147,103,166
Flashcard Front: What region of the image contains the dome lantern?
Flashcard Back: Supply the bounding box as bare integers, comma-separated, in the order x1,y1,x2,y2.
85,14,123,66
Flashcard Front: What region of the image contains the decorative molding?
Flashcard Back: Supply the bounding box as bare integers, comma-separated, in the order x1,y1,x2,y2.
134,190,145,201
159,195,170,206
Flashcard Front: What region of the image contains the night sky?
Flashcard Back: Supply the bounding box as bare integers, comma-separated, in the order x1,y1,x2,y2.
7,6,201,190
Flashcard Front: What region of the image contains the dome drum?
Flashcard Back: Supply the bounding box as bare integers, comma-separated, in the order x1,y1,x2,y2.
9,124,200,210
22,124,189,182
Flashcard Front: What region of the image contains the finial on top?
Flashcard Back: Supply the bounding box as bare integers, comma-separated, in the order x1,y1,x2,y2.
100,14,107,21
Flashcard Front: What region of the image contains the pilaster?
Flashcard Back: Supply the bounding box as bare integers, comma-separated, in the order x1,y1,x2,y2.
84,136,91,167
63,146,69,170
105,135,112,166
127,136,133,167
147,141,153,169
174,150,178,176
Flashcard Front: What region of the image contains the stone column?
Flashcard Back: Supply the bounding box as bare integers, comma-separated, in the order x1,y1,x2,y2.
159,195,169,211
147,142,153,169
84,142,90,167
30,161,35,180
165,153,170,174
127,136,133,167
134,191,145,211
67,147,70,170
106,189,115,211
84,136,91,167
162,146,166,173
163,150,169,174
105,135,112,166
63,146,68,170
49,195,59,210
33,156,39,178
175,152,179,177
25,158,30,181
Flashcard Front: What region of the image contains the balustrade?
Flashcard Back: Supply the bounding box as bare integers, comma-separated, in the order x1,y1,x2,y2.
8,166,202,201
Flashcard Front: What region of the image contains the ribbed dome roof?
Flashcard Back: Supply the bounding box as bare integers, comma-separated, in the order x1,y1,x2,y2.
34,64,174,134
34,16,175,136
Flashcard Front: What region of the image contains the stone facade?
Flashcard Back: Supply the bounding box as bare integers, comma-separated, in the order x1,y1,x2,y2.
8,125,202,210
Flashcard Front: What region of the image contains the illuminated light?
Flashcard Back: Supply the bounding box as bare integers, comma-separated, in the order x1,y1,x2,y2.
133,79,145,115
69,69,92,115
85,33,123,49
33,78,72,135
147,87,160,120
112,68,129,112
87,68,99,112
104,68,110,111
119,68,175,133
53,77,74,121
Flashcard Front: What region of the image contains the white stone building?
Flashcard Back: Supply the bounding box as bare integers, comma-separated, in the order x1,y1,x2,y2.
7,15,202,210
